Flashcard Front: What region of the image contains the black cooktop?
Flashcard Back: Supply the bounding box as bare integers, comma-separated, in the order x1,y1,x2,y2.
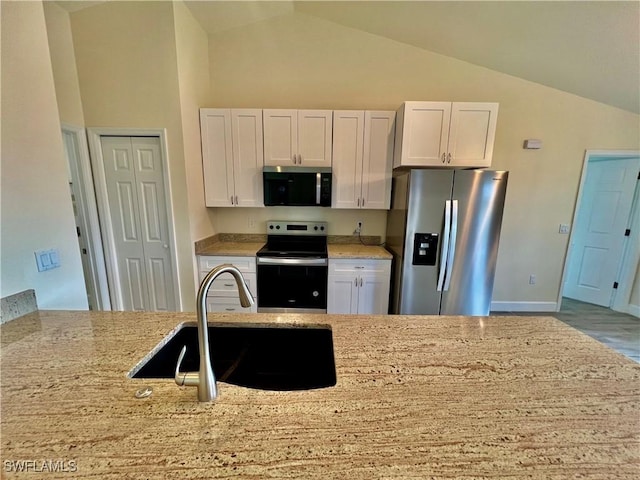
257,235,327,258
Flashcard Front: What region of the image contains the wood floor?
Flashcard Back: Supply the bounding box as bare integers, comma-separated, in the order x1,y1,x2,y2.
494,298,640,363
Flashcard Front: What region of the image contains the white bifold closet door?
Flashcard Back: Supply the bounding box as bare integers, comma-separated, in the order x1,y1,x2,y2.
100,136,176,311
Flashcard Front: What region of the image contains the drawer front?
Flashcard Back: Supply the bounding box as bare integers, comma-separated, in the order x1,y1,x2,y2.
206,297,258,314
328,259,391,275
198,256,256,273
201,273,257,298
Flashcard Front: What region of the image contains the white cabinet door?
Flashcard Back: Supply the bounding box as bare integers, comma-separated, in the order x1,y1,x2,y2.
200,109,264,207
361,111,395,209
298,110,333,167
263,109,297,166
394,102,450,168
200,109,234,206
394,101,498,168
332,111,364,209
332,111,394,210
231,110,264,207
327,275,359,314
358,273,391,315
263,109,332,167
327,259,391,314
447,103,498,168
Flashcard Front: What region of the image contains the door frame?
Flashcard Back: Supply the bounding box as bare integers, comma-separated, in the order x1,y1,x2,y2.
87,128,182,311
61,124,111,310
558,149,640,314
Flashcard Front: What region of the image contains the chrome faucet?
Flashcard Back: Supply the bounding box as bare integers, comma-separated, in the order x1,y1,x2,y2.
174,264,254,401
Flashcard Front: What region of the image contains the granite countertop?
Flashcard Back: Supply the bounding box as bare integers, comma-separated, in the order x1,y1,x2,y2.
1,311,638,479
327,243,392,260
196,240,391,260
196,241,265,257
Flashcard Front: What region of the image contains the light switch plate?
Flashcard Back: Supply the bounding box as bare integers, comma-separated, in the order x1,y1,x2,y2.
35,249,60,272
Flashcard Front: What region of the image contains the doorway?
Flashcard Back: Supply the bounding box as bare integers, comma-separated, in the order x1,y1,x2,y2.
61,124,110,310
561,150,640,315
87,129,180,311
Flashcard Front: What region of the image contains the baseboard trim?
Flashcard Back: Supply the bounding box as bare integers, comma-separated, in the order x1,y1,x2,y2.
491,301,558,312
617,304,640,318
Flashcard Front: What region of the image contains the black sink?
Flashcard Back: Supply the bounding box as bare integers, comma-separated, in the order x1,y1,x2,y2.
130,323,336,391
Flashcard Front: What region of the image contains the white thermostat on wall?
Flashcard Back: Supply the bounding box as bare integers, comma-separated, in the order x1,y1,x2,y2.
523,139,542,149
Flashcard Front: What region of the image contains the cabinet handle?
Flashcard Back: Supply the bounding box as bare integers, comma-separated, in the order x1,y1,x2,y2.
362,198,365,207
225,308,236,311
230,195,234,205
354,266,365,269
235,195,239,204
441,153,446,163
224,283,234,287
357,198,360,207
354,278,358,286
360,278,363,287
447,153,452,164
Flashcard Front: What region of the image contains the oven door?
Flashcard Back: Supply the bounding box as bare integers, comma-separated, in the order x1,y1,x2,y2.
257,258,328,313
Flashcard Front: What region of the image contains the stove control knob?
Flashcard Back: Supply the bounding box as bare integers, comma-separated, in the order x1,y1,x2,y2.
269,225,274,230
276,225,280,230
320,226,325,231
314,226,318,231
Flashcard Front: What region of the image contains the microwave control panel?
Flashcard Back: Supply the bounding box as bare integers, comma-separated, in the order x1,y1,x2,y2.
412,233,439,266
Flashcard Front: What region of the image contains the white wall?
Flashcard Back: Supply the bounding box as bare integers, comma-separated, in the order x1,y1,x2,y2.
0,0,88,310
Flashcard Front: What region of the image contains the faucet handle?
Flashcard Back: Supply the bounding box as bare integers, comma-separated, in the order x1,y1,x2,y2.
174,345,199,387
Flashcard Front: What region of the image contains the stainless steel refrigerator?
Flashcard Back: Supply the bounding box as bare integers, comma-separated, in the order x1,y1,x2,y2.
386,169,508,315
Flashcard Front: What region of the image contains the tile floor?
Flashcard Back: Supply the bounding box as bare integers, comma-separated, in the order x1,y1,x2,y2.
494,297,640,363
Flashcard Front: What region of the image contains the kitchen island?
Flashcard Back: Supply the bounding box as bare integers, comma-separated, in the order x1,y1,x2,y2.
1,311,638,479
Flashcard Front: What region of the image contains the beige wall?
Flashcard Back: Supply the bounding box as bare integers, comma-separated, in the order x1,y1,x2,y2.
172,0,215,294
208,12,640,308
1,1,88,309
42,1,85,127
70,0,195,310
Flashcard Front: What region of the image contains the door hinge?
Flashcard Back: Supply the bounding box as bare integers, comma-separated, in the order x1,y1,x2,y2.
625,229,631,236
613,282,619,289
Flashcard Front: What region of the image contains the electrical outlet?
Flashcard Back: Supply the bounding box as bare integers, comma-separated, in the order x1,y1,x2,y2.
354,221,363,234
529,274,536,285
559,223,570,234
248,217,256,229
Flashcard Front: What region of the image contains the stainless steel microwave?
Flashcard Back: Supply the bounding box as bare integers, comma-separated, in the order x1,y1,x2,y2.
263,166,332,207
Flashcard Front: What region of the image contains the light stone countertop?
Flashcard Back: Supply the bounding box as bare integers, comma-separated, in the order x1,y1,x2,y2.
196,241,392,260
196,241,265,257
1,310,639,479
327,243,392,260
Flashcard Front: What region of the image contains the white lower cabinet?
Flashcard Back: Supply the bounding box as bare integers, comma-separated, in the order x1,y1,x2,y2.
327,259,391,314
197,256,257,313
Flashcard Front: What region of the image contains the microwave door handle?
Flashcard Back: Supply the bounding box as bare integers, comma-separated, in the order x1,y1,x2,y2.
443,200,458,292
316,173,321,205
436,200,451,292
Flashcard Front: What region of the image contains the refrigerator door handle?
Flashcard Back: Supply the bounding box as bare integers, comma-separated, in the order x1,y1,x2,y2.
437,200,451,292
444,200,459,291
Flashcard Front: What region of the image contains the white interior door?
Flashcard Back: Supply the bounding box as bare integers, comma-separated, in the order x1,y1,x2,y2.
100,136,176,311
564,156,640,306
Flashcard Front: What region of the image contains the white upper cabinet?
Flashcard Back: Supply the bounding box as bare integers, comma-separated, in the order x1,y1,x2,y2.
200,108,264,207
263,109,332,167
332,110,395,209
393,101,498,168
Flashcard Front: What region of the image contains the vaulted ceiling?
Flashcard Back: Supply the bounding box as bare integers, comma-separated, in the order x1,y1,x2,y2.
58,1,640,113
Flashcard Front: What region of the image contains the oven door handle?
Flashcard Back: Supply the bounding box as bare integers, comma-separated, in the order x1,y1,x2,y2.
257,257,328,266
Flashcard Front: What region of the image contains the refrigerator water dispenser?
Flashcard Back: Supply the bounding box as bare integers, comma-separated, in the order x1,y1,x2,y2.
412,233,438,266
